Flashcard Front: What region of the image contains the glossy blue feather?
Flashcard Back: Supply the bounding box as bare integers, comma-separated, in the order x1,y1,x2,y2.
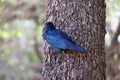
43,22,85,53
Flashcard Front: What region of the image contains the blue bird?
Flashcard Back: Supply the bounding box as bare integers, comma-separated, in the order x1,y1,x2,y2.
43,22,85,53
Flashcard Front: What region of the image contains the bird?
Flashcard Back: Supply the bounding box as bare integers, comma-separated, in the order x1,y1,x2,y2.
43,22,86,53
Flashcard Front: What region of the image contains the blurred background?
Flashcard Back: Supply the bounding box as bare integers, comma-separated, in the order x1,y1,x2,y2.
0,0,120,80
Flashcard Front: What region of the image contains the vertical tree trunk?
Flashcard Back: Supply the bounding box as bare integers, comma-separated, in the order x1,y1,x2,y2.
42,0,106,80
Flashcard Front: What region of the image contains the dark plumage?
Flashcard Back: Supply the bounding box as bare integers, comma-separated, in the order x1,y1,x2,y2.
43,22,85,53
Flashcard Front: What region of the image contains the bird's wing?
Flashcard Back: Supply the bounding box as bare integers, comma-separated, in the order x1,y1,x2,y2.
58,30,85,52
44,30,67,49
57,30,75,44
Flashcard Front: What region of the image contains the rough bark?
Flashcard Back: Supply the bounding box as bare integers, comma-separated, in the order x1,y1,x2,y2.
42,0,106,80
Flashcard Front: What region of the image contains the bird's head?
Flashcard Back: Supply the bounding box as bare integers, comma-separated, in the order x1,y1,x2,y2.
44,22,56,31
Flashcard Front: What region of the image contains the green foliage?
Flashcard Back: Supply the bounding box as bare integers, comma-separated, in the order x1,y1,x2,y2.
0,0,45,80
105,0,120,46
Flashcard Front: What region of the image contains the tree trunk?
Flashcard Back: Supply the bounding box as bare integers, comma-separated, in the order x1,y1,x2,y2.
42,0,106,80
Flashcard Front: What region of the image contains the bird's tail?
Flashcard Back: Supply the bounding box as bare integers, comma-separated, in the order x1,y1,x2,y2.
69,43,85,53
